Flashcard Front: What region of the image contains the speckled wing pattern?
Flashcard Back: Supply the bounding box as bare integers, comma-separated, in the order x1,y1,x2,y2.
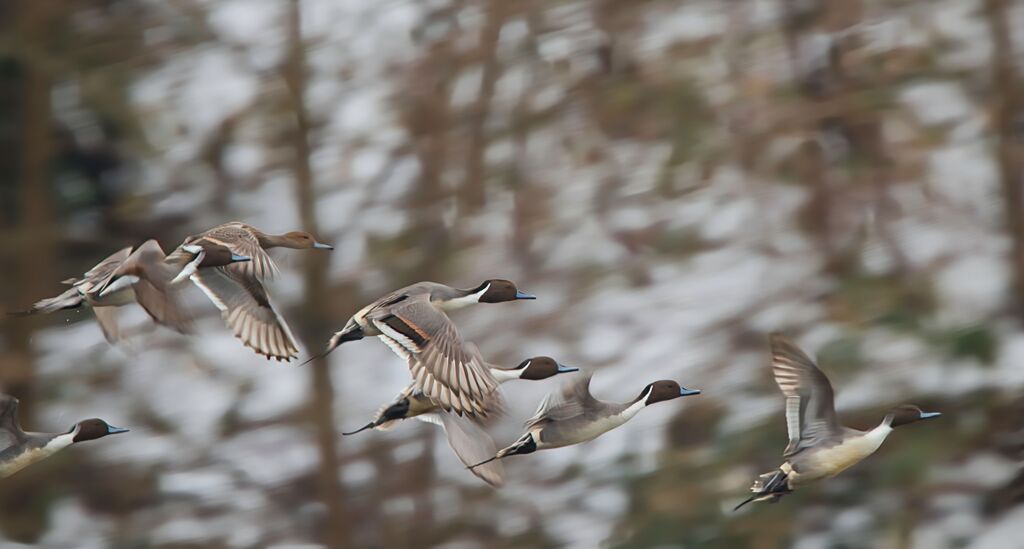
74,246,134,295
187,222,278,281
190,268,300,361
367,294,501,419
769,334,844,456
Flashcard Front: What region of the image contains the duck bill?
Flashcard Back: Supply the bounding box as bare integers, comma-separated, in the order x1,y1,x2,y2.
918,411,941,419
230,253,252,263
556,363,579,374
312,242,334,250
514,290,536,300
106,426,130,435
679,388,702,397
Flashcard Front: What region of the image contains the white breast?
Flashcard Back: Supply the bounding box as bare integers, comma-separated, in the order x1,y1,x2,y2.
795,424,892,485
0,434,75,479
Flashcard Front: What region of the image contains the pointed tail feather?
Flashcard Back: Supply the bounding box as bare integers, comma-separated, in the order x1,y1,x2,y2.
733,495,758,512
300,324,365,366
466,455,499,471
13,288,84,316
342,423,375,436
733,469,791,512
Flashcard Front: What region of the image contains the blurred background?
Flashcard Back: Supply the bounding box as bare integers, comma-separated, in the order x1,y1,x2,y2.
0,0,1022,547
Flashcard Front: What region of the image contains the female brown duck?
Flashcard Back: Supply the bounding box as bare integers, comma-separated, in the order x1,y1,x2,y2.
181,222,333,361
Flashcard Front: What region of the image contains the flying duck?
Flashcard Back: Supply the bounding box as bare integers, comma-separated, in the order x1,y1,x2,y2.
310,280,536,418
343,355,579,435
733,334,941,511
17,239,249,342
180,222,333,361
467,373,701,469
0,394,128,479
344,354,577,487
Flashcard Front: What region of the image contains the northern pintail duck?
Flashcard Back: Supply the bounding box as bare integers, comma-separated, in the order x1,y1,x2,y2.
343,355,579,435
312,280,536,418
180,222,333,361
733,334,941,511
468,373,700,469
0,394,128,479
344,355,577,487
18,239,248,342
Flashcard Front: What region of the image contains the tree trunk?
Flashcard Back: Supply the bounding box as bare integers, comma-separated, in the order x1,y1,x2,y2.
2,0,58,422
283,1,348,546
986,0,1024,320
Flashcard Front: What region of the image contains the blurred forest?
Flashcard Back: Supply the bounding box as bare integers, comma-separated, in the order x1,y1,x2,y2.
1,0,1023,547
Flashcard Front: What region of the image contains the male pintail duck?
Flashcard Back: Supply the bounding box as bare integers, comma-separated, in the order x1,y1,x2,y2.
180,222,333,361
17,239,249,342
467,373,700,469
732,334,941,511
0,394,128,479
344,355,577,487
343,355,579,435
309,280,536,418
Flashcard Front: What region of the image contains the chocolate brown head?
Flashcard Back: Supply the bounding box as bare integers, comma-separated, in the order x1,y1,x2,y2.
516,357,579,380
475,279,535,303
71,418,129,443
639,380,701,405
887,404,941,428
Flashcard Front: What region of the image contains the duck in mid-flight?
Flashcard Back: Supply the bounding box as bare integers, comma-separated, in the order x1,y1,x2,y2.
180,222,333,361
17,239,249,341
311,280,536,419
733,334,941,511
468,373,700,470
0,394,128,479
344,351,578,487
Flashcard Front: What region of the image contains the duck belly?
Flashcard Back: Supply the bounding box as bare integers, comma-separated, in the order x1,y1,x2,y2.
539,416,627,449
0,444,65,479
792,432,889,485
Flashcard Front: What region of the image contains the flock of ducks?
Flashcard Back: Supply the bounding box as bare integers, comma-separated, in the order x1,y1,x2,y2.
1,222,941,510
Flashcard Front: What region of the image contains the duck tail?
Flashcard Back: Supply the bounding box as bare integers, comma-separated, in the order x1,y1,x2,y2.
299,324,364,366
733,469,791,512
10,288,83,316
469,432,537,470
341,422,375,436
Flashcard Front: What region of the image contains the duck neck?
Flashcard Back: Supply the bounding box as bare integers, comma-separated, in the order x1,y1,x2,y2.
618,399,647,422
256,232,287,249
863,420,895,451
45,431,77,454
489,367,522,384
439,284,489,310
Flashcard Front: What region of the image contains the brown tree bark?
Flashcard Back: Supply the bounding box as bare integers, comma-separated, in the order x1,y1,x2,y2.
459,1,508,214
283,1,348,546
2,0,58,423
986,0,1024,320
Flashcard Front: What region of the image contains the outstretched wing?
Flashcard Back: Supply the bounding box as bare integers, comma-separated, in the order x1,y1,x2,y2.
191,268,300,361
368,295,500,419
114,240,193,334
76,247,133,294
770,334,844,456
419,413,505,488
524,373,599,430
